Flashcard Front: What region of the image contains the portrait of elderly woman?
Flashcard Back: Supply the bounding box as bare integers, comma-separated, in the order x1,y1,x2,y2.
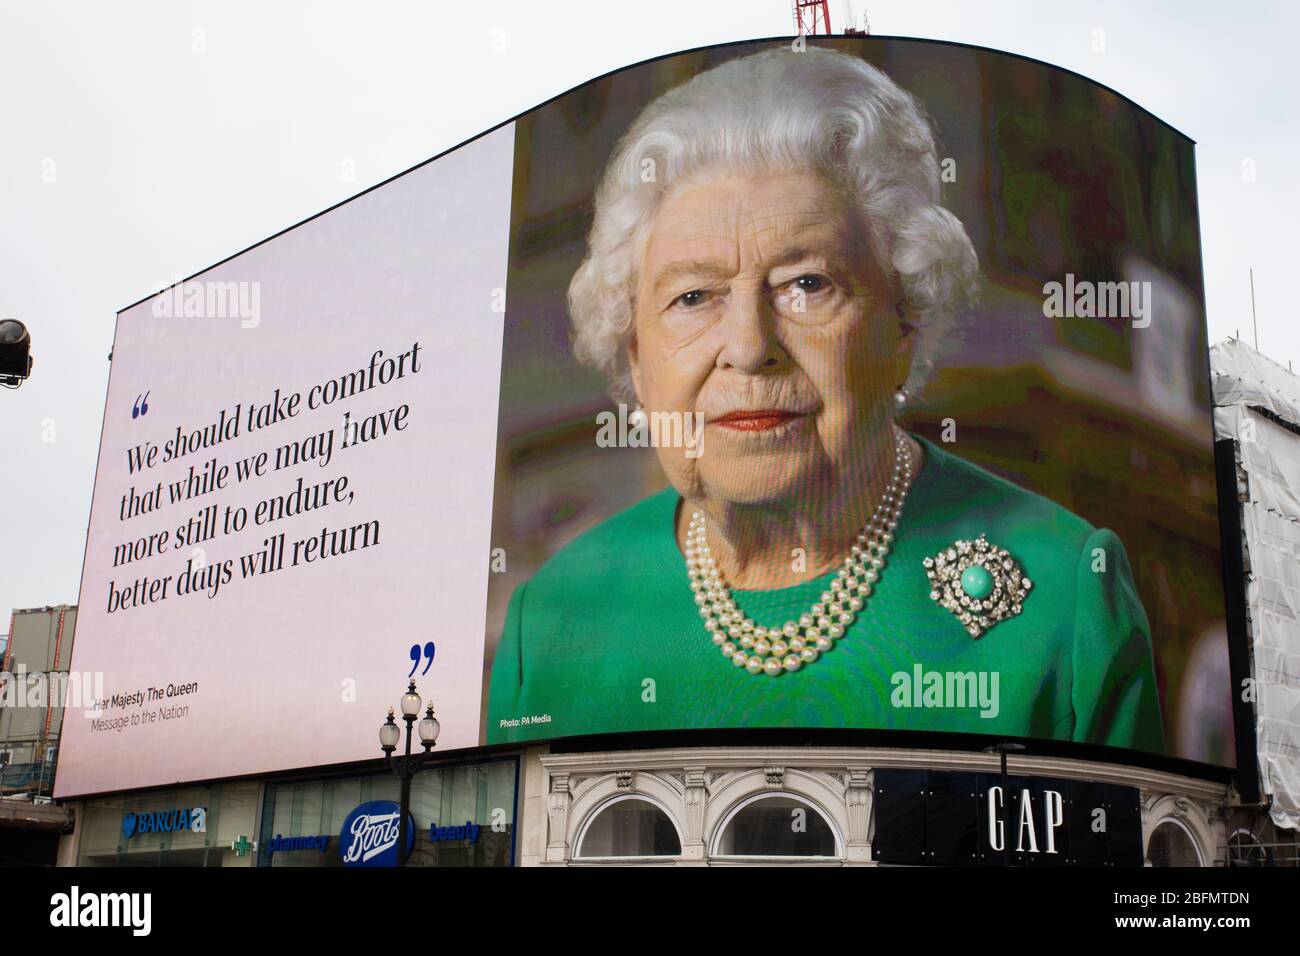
487,46,1165,753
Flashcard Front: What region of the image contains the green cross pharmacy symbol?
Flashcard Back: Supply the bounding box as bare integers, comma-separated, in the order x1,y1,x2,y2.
231,836,256,857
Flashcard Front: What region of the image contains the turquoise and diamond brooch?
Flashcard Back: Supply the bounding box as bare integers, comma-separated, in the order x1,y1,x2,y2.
924,534,1032,638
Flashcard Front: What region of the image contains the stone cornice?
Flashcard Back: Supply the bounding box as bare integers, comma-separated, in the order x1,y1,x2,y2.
539,746,1226,801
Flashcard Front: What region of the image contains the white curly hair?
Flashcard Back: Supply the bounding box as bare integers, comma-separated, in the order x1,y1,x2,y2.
567,45,979,403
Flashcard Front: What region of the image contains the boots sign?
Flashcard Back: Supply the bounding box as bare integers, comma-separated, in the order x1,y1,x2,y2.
872,769,1143,866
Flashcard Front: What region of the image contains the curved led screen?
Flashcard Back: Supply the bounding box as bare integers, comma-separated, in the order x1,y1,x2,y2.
56,37,1230,798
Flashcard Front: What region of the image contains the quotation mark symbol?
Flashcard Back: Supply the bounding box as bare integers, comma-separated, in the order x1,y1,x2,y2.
408,642,435,677
132,391,150,419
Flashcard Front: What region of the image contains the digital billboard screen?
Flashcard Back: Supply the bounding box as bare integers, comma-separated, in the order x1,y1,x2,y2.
57,37,1231,798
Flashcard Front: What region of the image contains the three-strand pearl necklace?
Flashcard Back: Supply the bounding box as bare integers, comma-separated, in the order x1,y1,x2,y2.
685,427,914,677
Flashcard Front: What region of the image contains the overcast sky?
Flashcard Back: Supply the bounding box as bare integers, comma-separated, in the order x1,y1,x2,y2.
1,0,1295,623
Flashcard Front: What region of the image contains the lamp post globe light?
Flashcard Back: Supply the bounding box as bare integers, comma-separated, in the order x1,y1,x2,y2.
379,680,440,866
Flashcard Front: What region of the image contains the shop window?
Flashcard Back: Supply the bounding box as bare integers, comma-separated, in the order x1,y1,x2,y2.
713,795,838,858
575,796,681,858
76,781,260,867
257,760,516,867
1147,820,1203,867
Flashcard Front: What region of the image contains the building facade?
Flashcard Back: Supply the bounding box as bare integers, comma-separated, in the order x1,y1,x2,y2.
49,739,1246,868
1209,339,1300,866
23,38,1298,873
0,605,77,866
15,343,1295,869
56,756,519,868
40,339,1300,869
512,745,1230,866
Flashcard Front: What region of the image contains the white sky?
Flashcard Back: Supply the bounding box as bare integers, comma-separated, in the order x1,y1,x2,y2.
1,0,1295,620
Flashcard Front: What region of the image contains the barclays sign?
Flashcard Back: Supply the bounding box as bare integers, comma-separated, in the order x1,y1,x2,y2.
338,801,415,867
122,806,206,840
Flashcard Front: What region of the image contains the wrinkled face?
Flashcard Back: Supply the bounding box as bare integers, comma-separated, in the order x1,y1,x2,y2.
629,168,912,510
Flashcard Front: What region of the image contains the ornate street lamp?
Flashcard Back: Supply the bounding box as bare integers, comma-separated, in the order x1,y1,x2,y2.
380,680,440,866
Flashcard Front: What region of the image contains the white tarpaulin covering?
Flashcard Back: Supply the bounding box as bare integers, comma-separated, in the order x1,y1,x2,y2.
1212,338,1300,829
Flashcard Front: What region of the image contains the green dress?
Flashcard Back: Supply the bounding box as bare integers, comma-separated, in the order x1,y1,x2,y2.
487,435,1165,753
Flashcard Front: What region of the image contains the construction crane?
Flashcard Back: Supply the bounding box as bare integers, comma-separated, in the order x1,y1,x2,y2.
793,0,831,34
792,0,869,35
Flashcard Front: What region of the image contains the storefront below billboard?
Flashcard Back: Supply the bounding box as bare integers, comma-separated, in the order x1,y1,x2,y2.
519,746,1229,866
75,781,259,867
257,758,517,867
871,769,1143,865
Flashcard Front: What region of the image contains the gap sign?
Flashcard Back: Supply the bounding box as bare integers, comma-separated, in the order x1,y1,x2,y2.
872,770,1143,866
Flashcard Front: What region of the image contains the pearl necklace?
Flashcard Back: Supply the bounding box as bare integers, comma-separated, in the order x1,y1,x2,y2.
685,427,914,677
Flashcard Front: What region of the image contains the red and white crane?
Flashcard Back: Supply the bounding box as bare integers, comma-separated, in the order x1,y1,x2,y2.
792,0,869,35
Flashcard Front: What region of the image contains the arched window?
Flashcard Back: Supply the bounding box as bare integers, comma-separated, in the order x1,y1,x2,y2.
1226,829,1269,867
712,794,839,859
575,796,682,859
1147,819,1204,867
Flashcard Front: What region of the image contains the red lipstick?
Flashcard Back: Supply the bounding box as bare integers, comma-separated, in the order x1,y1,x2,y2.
712,410,803,432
